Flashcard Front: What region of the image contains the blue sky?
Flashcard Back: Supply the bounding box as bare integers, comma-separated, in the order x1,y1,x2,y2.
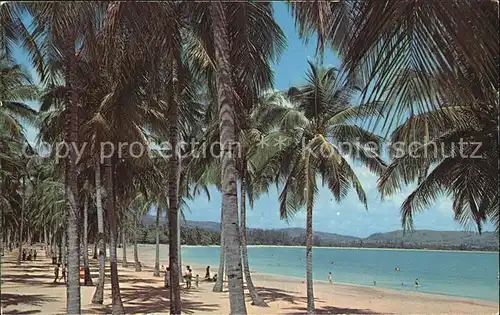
13,3,494,237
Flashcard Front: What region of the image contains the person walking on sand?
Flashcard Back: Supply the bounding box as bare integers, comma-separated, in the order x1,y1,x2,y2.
205,265,210,279
53,263,60,283
61,264,67,283
33,249,37,261
184,266,192,289
187,267,193,289
328,272,332,284
195,274,199,288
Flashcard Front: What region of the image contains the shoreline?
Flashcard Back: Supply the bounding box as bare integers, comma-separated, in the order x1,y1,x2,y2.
2,248,498,314
177,245,499,303
182,260,500,304
183,244,498,254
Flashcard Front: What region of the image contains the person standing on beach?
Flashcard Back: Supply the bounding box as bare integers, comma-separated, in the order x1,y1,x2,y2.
33,249,37,261
205,265,210,279
53,264,60,283
184,266,192,289
328,272,332,284
195,274,199,288
61,264,67,283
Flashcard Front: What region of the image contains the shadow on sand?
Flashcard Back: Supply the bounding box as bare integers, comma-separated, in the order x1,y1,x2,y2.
1,293,56,313
254,286,378,314
85,284,220,314
284,305,379,314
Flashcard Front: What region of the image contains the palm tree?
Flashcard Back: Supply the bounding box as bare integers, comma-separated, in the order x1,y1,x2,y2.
290,1,498,125
28,4,107,312
253,62,385,314
187,4,284,311
206,3,247,312
378,100,499,232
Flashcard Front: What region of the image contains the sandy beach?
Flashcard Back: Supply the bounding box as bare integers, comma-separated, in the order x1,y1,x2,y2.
1,246,498,314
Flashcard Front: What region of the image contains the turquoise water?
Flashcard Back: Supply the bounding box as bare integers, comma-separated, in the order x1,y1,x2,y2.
182,246,499,302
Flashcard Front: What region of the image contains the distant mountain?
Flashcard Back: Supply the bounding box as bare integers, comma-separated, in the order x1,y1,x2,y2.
141,215,498,250
141,215,221,232
278,227,360,244
364,230,499,249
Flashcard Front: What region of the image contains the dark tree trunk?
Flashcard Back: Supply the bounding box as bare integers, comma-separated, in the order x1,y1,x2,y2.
105,159,124,314
83,196,92,285
92,163,106,304
306,203,315,314
16,178,25,265
43,226,48,254
92,241,98,260
133,214,141,272
58,235,62,264
153,206,161,277
210,3,247,314
122,228,128,268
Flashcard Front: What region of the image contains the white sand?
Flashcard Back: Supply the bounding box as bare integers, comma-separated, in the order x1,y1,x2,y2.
1,246,498,314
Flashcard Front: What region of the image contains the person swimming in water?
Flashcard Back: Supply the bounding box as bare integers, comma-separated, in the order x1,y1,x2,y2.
415,278,419,289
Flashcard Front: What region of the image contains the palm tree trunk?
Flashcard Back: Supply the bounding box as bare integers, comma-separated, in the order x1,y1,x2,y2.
83,196,92,285
0,213,4,257
122,229,128,268
58,235,62,264
213,209,225,292
92,241,97,260
240,176,267,306
306,203,315,314
46,230,50,257
27,227,31,246
64,35,82,314
43,226,48,254
168,53,182,315
177,210,182,282
210,3,247,314
133,214,141,271
105,159,124,314
7,228,12,252
92,164,106,304
153,205,160,277
62,230,67,265
16,178,25,265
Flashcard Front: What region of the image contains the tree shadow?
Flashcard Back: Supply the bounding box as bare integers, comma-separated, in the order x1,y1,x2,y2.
1,293,57,308
255,286,324,305
84,284,220,314
2,310,41,315
1,274,64,287
284,305,380,314
114,274,158,284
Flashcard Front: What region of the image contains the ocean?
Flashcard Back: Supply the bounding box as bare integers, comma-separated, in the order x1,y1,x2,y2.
181,246,500,302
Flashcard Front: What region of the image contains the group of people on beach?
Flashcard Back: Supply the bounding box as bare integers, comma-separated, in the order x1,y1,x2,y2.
21,248,37,261
162,265,218,290
53,263,67,283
